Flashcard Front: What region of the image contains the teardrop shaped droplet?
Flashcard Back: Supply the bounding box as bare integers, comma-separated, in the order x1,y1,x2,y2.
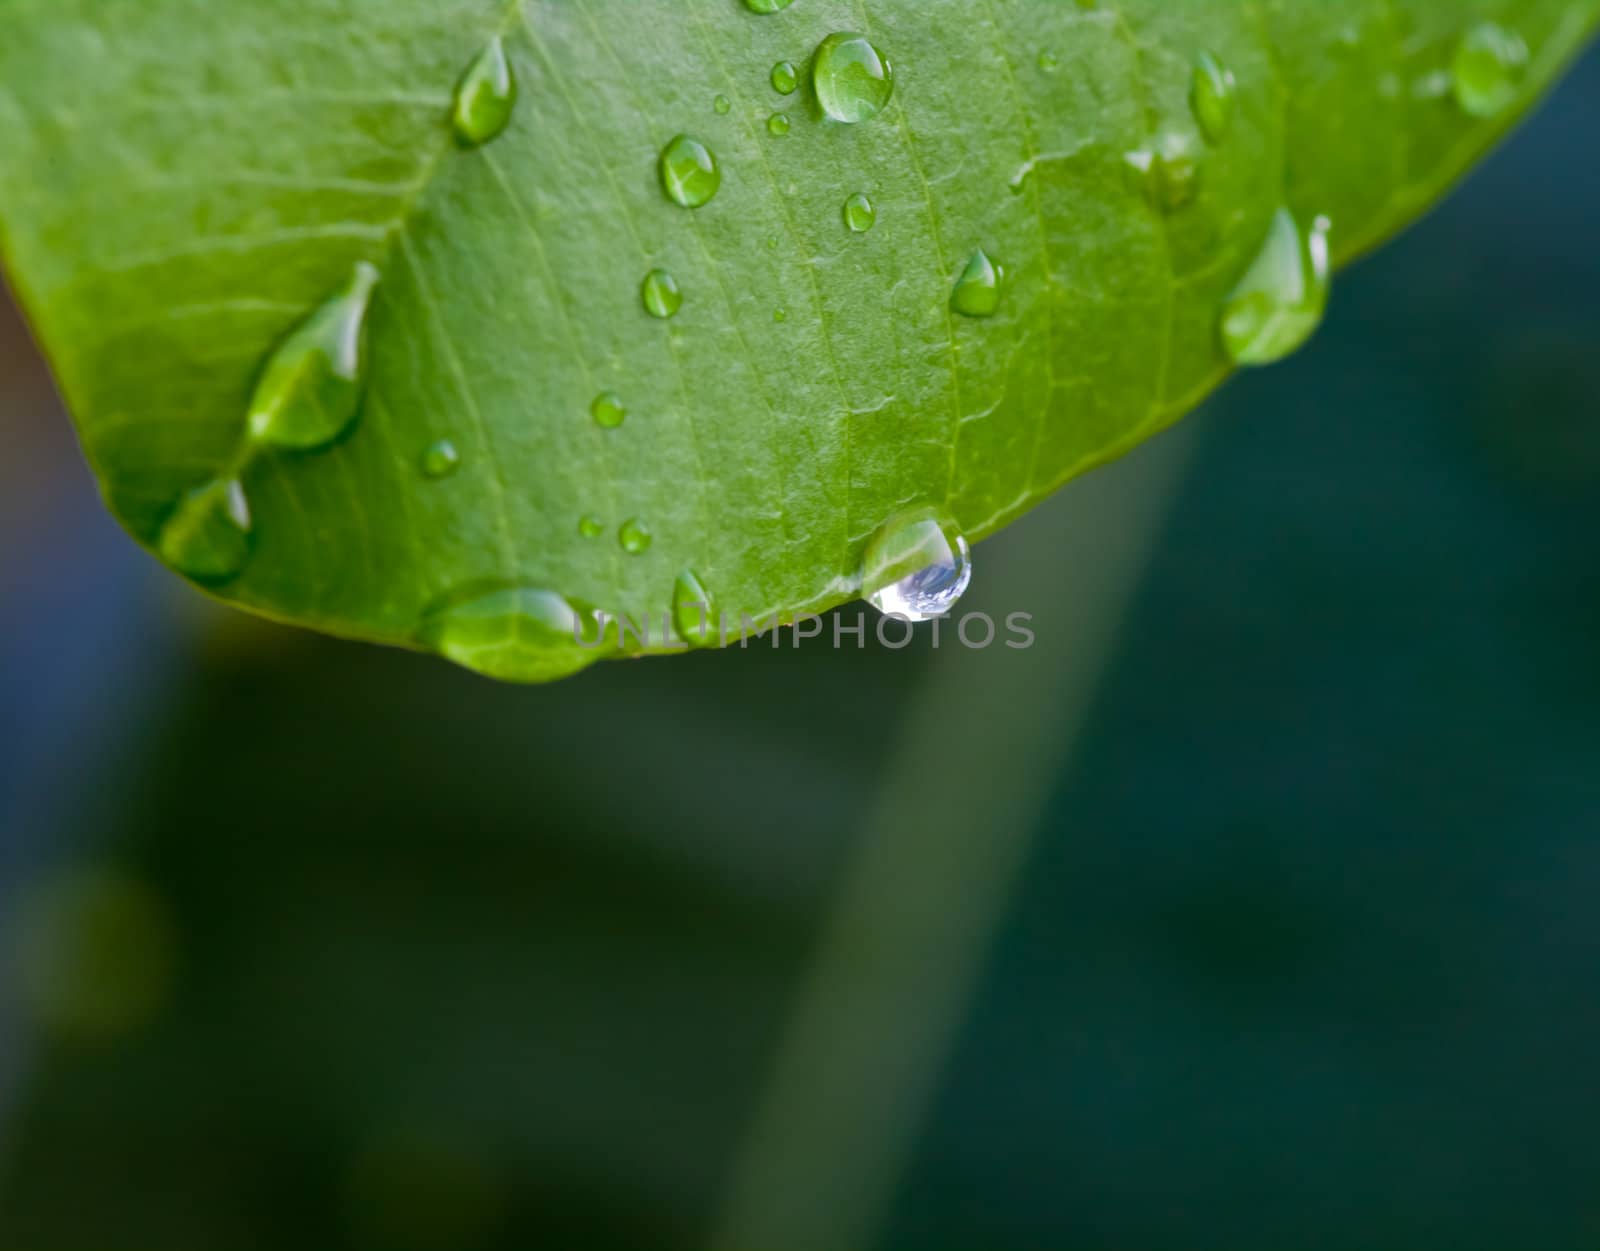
591,391,626,429
771,60,799,94
642,268,682,319
950,249,1003,319
713,93,732,115
619,517,653,555
812,32,895,124
156,477,253,584
420,585,605,684
861,511,972,621
673,569,718,648
420,439,461,479
1220,208,1332,367
453,35,517,148
1452,22,1528,118
743,0,794,11
246,262,380,450
1190,51,1237,144
1123,142,1201,214
578,514,604,539
660,134,721,209
843,192,877,233
766,111,791,137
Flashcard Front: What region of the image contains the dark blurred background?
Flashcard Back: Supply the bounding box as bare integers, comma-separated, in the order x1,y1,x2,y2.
2,45,1598,1251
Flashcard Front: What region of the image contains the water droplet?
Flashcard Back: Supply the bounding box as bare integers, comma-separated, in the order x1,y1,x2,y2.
767,112,791,136
619,517,653,555
1220,208,1332,367
673,570,717,647
812,32,894,124
743,0,794,11
1037,50,1059,72
713,93,732,115
773,307,788,323
660,134,721,209
950,249,1003,319
767,235,781,250
453,35,516,148
843,191,877,233
771,61,799,94
1191,51,1237,143
421,439,461,479
420,585,604,684
247,262,380,450
591,391,626,429
642,268,682,319
156,477,252,584
1452,22,1528,118
1123,142,1200,213
578,515,604,538
861,511,972,621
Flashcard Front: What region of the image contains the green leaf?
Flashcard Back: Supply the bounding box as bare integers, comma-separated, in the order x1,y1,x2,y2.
1,1,1595,681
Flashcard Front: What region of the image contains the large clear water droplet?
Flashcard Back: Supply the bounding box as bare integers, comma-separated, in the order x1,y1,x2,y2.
156,477,253,584
862,511,973,621
659,134,721,209
743,0,795,11
619,517,653,555
1452,22,1528,118
420,585,604,684
421,439,461,479
771,61,799,94
673,569,717,648
950,249,1003,319
1190,51,1237,144
247,262,380,450
812,32,895,124
843,192,877,233
1220,208,1331,366
453,35,517,148
642,268,682,319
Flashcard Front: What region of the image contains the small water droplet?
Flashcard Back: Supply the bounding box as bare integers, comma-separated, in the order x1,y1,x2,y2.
1220,208,1332,367
420,585,604,684
1452,22,1528,118
767,235,781,250
743,0,794,11
591,391,626,429
421,439,461,479
713,93,732,115
771,60,799,94
1037,49,1059,72
673,569,717,647
453,35,516,148
1123,141,1201,213
767,111,791,136
950,249,1003,319
861,511,972,621
812,32,894,124
642,268,682,319
1191,51,1237,143
247,262,380,450
660,134,721,209
843,191,877,233
578,515,604,538
157,477,252,584
619,517,653,555
773,307,788,323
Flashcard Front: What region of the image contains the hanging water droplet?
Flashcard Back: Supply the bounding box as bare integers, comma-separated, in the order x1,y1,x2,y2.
812,32,894,124
1123,141,1200,213
673,569,717,648
420,585,604,684
591,391,626,429
619,517,653,555
420,439,461,479
713,93,732,115
247,262,380,450
659,134,721,209
1220,208,1332,367
743,0,794,11
156,477,253,584
642,268,682,319
843,191,877,233
861,511,973,621
767,112,791,136
771,61,799,94
1191,51,1237,143
950,249,1003,319
578,515,604,539
453,35,517,148
1452,22,1528,118
1037,49,1059,73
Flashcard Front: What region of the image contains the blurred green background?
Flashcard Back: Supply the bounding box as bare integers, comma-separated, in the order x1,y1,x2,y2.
2,45,1599,1251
